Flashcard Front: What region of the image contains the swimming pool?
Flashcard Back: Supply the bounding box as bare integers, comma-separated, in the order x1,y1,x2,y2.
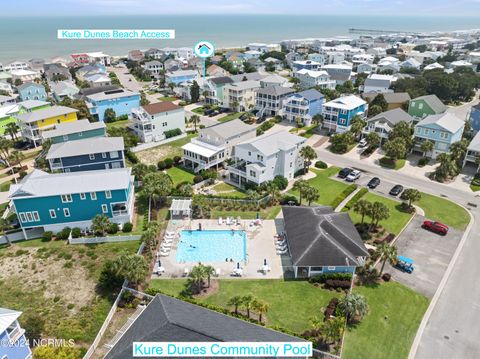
176,230,247,263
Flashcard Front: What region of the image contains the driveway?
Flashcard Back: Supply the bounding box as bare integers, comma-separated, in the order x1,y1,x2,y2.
386,215,462,298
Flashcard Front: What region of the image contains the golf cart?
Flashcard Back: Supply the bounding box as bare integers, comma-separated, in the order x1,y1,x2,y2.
395,255,414,273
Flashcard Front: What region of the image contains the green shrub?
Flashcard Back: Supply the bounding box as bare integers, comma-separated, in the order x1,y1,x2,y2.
418,157,429,167
272,175,288,190
280,195,299,205
56,227,71,240
157,160,166,170
173,156,181,164
314,160,328,169
164,128,182,139
308,272,353,284
108,223,119,234
125,150,139,164
71,228,82,238
200,169,217,180
42,231,53,241
193,175,204,184
330,184,358,209
164,158,174,168
256,128,264,136
122,222,133,232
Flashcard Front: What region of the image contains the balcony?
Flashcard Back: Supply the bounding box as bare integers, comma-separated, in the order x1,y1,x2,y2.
7,325,24,344
131,108,151,124
50,160,63,170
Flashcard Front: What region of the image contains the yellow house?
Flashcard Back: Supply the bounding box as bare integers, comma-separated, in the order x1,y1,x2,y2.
16,106,79,146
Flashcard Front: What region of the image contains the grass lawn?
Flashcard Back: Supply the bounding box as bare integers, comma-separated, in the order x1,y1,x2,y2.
470,184,480,192
289,167,350,207
158,96,177,101
136,133,197,165
379,157,406,170
149,279,339,333
343,282,429,359
0,179,14,192
0,239,140,349
192,106,206,115
105,119,129,130
348,192,412,235
415,192,470,230
166,166,195,186
211,182,248,199
134,195,149,233
211,206,281,220
217,112,244,123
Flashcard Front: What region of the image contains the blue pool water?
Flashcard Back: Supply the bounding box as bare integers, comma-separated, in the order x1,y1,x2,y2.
176,230,247,263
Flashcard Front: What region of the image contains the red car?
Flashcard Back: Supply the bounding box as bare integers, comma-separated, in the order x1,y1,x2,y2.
422,220,449,235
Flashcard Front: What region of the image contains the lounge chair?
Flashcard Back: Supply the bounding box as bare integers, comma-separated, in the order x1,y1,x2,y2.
161,243,172,249
226,217,232,225
166,231,175,236
159,250,170,257
215,268,221,276
218,217,224,225
183,267,190,276
277,249,288,255
164,234,175,239
163,237,173,243
276,240,286,246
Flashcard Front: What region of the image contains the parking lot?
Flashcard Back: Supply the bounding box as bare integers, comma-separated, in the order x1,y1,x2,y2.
386,215,462,298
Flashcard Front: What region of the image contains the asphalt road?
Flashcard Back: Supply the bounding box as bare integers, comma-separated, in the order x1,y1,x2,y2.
314,147,480,359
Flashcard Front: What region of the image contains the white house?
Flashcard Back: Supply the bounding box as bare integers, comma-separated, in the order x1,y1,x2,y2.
228,131,306,187
424,62,445,71
223,80,261,111
401,58,422,70
362,74,396,93
11,69,41,83
255,85,294,118
182,119,256,173
130,102,185,143
295,69,336,90
143,60,164,79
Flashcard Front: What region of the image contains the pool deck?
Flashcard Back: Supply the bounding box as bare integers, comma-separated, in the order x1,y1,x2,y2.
152,218,291,279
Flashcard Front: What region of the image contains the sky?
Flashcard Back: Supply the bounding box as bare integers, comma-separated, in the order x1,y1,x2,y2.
3,0,480,16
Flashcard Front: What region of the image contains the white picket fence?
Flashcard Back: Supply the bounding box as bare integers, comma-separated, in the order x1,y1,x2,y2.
69,235,141,245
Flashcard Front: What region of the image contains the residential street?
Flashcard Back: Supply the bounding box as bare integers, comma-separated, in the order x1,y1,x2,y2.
313,145,480,359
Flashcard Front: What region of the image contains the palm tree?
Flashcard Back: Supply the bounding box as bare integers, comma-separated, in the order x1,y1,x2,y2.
9,150,25,169
350,116,366,138
304,186,320,206
252,299,269,323
353,199,371,225
204,265,215,287
189,263,207,293
369,201,390,229
375,243,397,275
337,293,369,324
321,317,345,345
91,214,111,236
299,146,317,174
366,132,381,148
435,153,458,181
402,188,421,208
5,123,19,141
189,114,200,133
420,140,434,158
142,172,173,207
450,139,469,164
228,295,243,315
265,182,280,205
241,295,255,318
0,138,12,162
292,179,309,205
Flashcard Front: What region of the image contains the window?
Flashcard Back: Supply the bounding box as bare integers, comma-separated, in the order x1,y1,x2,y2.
105,163,110,169
63,208,70,217
290,162,293,168
63,135,69,141
418,103,423,110
327,266,336,270
80,193,86,200
248,151,251,156
112,162,121,168
61,194,72,203
26,212,33,222
90,192,97,200
89,154,95,160
440,131,449,139
101,204,108,213
110,151,119,159
19,213,26,222
49,209,56,218
249,170,256,177
78,132,83,137
105,190,112,199
32,211,40,221
101,152,107,159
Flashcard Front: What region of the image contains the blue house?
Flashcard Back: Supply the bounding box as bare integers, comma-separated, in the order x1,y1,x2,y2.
17,82,47,102
322,94,368,133
46,136,125,172
0,308,32,359
165,70,197,85
42,119,106,144
283,89,324,126
468,103,480,134
85,88,140,122
9,168,135,235
414,113,465,159
282,206,369,278
292,60,321,72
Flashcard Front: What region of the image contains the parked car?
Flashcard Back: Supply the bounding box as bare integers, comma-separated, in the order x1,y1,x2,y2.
338,167,354,179
389,184,404,196
358,138,368,148
395,255,414,273
346,170,361,182
368,177,381,189
422,220,449,235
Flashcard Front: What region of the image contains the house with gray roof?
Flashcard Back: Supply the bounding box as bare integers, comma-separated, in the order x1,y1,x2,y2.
414,113,465,158
255,85,294,118
228,131,306,187
46,136,124,173
283,89,324,125
44,63,72,82
50,81,80,102
282,206,369,278
204,76,234,105
105,294,307,359
182,119,256,173
361,92,411,111
364,108,414,143
42,119,106,144
408,94,447,121
9,168,135,235
0,95,15,106
223,80,261,111
463,131,480,170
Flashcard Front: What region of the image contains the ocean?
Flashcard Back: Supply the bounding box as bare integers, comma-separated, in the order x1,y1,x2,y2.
0,15,479,63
